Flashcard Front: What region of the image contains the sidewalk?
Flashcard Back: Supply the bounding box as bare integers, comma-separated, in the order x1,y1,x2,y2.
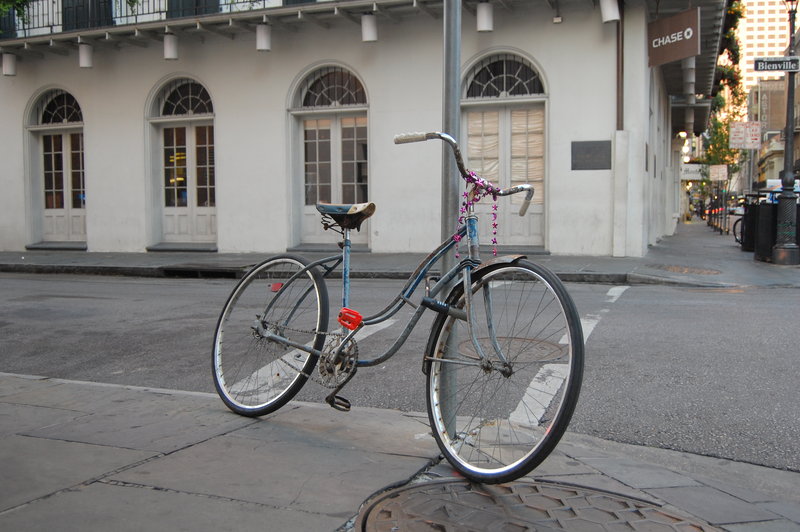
1,373,799,531
1,222,800,531
1,222,799,288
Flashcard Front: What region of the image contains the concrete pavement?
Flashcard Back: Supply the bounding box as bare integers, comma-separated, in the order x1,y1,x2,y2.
1,221,800,530
1,372,799,531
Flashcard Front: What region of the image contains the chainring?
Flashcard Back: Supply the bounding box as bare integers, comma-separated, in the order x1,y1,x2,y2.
318,338,358,388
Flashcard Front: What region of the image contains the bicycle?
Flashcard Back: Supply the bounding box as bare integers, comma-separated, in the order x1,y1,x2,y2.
212,132,584,484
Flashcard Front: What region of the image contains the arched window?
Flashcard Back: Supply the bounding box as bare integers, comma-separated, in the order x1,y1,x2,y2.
161,81,214,116
462,53,547,247
464,54,545,100
297,66,366,109
293,66,369,245
41,92,84,124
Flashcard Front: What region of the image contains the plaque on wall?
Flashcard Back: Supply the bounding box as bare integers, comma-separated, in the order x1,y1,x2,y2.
571,141,612,170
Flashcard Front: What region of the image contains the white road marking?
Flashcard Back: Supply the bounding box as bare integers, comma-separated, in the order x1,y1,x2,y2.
509,363,569,425
514,286,628,427
606,285,630,303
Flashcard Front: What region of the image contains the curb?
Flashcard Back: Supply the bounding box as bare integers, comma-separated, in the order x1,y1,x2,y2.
0,262,735,287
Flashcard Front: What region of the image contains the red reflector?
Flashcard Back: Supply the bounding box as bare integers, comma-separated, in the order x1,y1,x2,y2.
271,282,284,292
338,308,363,330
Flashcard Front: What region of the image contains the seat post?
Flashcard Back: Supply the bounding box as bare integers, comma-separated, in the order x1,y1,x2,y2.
341,227,352,309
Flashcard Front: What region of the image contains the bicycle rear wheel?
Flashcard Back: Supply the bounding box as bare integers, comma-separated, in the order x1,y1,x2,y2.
212,255,329,417
426,259,584,484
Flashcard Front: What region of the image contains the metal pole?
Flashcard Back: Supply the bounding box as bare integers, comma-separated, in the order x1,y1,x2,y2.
773,4,800,264
442,0,461,273
441,0,462,439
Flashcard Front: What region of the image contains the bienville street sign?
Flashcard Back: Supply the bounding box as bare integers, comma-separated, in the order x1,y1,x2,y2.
753,57,800,72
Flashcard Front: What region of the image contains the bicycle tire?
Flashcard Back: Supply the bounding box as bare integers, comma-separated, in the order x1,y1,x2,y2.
425,259,584,484
212,255,329,417
733,218,743,245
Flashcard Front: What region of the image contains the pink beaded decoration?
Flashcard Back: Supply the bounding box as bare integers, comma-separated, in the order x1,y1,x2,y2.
454,171,499,258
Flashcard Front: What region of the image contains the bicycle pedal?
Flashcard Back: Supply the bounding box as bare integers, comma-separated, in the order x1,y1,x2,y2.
326,394,351,412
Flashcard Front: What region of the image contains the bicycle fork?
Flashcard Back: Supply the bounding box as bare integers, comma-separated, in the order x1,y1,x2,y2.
422,215,510,372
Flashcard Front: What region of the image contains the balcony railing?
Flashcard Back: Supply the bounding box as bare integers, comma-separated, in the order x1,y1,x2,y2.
0,0,332,39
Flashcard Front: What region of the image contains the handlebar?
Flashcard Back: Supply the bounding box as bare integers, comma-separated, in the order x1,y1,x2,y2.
393,131,533,216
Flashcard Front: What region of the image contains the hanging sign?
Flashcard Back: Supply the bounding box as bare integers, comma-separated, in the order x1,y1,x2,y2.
729,121,761,149
681,163,703,181
648,8,701,67
709,165,728,182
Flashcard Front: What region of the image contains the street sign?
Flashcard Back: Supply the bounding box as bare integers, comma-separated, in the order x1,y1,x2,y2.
729,121,761,150
753,57,800,72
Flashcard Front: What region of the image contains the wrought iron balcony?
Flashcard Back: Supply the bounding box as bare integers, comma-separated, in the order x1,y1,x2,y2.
0,0,340,39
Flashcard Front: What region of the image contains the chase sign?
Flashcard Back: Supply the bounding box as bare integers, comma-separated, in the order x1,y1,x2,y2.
648,8,701,67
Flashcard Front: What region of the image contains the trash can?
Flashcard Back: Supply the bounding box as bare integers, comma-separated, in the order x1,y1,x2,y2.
754,203,777,262
741,203,757,252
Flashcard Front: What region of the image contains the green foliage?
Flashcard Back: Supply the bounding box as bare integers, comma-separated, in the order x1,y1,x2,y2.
0,0,28,18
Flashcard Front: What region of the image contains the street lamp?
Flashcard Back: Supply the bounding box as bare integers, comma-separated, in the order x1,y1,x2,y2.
774,0,800,264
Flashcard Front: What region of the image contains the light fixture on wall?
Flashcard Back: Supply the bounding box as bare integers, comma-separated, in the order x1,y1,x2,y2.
361,13,377,42
256,23,271,51
599,0,620,23
164,32,178,60
2,53,16,76
79,43,93,68
477,1,494,32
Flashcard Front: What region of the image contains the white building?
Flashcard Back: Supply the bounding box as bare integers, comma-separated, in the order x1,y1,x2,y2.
0,0,725,257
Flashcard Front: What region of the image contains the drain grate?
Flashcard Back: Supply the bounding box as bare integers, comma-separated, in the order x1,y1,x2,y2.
356,479,719,531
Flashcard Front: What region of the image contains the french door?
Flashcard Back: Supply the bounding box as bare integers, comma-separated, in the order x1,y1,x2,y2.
161,123,216,242
42,132,86,242
300,114,368,245
465,105,545,248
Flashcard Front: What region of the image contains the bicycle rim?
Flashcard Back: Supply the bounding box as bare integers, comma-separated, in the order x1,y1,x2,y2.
426,260,584,483
212,255,329,416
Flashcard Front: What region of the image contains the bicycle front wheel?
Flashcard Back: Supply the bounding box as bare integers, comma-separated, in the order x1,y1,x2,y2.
426,259,584,484
212,255,329,417
733,218,743,245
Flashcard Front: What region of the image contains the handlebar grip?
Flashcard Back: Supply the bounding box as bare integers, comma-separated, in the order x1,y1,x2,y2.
519,192,533,216
393,132,431,144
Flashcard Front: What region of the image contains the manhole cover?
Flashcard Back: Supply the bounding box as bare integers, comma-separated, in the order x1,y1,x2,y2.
356,479,719,531
646,264,721,275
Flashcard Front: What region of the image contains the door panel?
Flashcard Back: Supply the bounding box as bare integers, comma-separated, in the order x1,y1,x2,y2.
301,115,368,245
162,124,216,243
466,107,545,248
42,133,86,242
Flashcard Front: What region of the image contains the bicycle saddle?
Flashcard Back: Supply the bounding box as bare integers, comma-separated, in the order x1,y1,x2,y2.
316,202,376,231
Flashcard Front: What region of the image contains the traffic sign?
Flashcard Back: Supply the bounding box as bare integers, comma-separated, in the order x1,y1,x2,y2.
729,121,761,150
754,57,800,72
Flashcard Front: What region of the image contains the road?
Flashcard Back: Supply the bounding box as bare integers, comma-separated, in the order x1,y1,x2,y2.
1,272,798,473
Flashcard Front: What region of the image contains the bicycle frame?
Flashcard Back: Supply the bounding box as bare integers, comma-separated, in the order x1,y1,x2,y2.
305,222,470,368
263,132,533,372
